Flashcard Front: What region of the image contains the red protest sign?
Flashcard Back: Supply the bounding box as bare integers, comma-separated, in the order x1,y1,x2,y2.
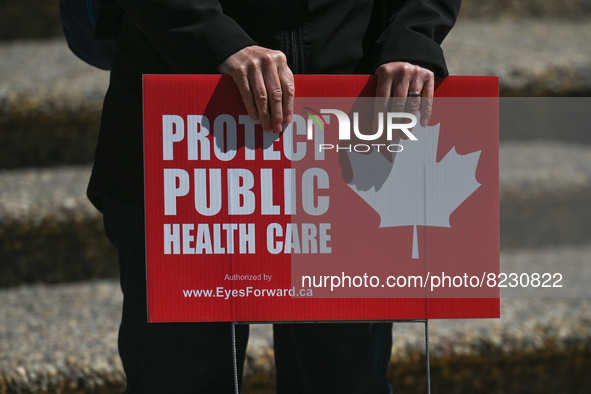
143,75,499,322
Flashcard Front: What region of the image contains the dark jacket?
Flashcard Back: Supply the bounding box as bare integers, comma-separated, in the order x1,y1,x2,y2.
87,0,462,211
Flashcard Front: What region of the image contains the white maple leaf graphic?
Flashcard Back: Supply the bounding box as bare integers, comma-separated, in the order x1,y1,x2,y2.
347,121,481,259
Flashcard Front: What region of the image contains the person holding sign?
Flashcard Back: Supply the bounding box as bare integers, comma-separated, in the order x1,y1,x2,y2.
88,0,461,392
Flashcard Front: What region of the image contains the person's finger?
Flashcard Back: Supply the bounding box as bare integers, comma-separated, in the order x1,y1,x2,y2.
231,71,259,121
391,68,411,106
389,68,412,140
419,76,435,127
405,80,422,118
375,65,394,99
249,65,273,132
278,64,295,126
262,63,284,133
391,75,413,140
373,67,394,158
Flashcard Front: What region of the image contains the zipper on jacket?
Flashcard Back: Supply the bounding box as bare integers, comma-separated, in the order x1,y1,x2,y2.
284,0,304,75
290,29,302,74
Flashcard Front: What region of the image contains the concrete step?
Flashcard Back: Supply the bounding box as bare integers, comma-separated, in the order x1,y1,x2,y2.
1,19,591,168
0,140,590,286
499,141,591,249
441,19,591,97
0,39,107,169
0,0,62,40
459,0,591,20
1,242,590,393
0,166,117,286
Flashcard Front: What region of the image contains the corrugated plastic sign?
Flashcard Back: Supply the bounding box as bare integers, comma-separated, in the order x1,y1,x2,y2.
143,75,499,322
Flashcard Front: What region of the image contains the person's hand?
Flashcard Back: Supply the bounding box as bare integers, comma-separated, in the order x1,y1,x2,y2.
375,61,434,134
218,45,295,133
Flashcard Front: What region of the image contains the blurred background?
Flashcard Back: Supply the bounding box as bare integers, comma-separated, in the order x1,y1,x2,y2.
1,0,590,393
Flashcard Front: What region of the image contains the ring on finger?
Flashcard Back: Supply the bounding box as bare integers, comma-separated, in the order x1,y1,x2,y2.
408,91,421,97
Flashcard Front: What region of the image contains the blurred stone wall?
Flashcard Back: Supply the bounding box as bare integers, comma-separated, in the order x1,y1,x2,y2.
460,0,591,19
1,0,591,41
0,0,62,40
